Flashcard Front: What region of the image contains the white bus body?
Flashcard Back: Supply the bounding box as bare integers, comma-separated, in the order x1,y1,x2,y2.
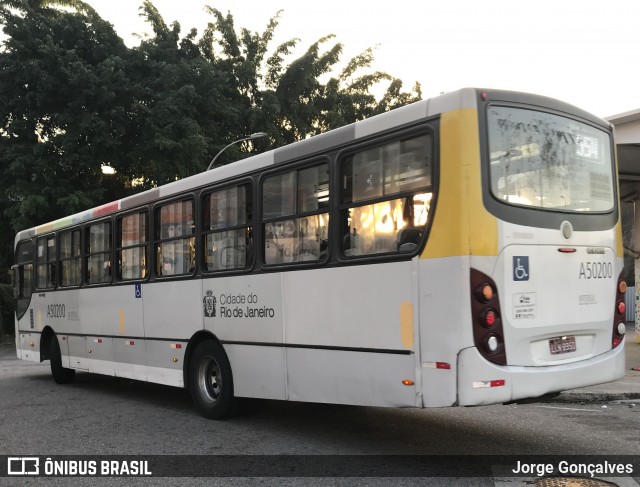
13,88,626,417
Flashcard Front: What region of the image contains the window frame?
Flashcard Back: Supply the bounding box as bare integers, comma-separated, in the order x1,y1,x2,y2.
14,240,34,298
13,240,34,320
58,227,83,288
478,98,618,232
259,158,331,268
35,234,57,290
153,195,197,279
336,125,437,262
116,209,150,282
84,218,114,286
201,180,254,274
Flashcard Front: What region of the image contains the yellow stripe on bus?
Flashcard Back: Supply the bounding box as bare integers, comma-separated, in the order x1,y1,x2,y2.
422,108,498,260
399,300,414,349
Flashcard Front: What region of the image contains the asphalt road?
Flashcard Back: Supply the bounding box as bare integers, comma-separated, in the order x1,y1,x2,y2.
1,341,639,486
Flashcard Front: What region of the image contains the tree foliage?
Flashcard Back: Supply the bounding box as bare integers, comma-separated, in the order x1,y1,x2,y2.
0,0,422,284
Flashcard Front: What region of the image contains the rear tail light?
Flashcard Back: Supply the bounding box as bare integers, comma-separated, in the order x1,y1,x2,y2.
482,309,497,327
471,269,506,365
612,272,627,349
477,284,494,303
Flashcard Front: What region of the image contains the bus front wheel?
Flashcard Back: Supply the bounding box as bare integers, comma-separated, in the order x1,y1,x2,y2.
50,335,75,384
188,340,235,419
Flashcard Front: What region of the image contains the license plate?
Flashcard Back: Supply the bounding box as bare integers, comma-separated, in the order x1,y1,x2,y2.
549,336,576,355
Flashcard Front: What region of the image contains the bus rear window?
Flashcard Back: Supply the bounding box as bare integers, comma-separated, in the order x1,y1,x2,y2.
487,107,614,213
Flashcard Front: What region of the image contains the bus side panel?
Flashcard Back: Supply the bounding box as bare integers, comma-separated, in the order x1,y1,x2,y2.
202,273,287,400
142,280,203,384
145,339,185,387
286,349,416,407
225,345,286,400
282,263,414,351
417,107,481,408
143,280,202,339
17,332,39,362
86,337,114,376
418,256,472,407
67,335,88,370
203,273,284,343
283,263,417,407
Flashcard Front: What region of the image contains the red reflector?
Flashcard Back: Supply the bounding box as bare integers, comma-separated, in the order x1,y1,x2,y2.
176,344,182,349
436,362,451,370
618,301,626,315
490,380,505,387
558,248,577,253
613,337,623,348
98,339,102,344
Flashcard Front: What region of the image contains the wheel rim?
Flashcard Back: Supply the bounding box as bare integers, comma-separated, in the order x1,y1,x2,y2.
197,355,222,405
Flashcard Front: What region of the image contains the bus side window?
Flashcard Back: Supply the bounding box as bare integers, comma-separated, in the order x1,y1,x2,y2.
59,229,81,287
85,221,112,284
262,164,329,266
341,134,433,257
14,241,34,317
155,199,195,277
117,211,148,281
202,184,253,272
36,235,56,289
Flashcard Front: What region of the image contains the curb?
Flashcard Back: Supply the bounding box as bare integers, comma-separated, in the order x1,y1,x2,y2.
548,392,640,404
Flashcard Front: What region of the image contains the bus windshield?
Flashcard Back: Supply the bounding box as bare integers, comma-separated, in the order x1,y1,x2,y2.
487,106,614,212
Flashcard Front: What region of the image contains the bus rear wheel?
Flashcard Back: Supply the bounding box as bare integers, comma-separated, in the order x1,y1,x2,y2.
50,334,75,384
188,340,235,419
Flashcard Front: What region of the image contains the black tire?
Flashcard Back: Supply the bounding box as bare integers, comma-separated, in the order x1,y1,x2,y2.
50,335,75,384
188,340,235,419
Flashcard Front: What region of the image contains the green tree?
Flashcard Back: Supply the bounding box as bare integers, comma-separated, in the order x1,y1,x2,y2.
123,1,244,187
0,1,422,292
0,0,136,233
201,8,422,148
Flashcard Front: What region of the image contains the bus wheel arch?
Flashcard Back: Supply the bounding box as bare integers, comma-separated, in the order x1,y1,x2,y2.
40,327,55,362
46,329,75,384
184,332,236,419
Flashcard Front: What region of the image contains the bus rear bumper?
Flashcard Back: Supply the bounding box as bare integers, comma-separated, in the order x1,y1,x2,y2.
456,340,626,406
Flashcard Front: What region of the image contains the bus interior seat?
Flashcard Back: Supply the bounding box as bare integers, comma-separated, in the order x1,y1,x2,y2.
397,227,422,253
296,239,319,261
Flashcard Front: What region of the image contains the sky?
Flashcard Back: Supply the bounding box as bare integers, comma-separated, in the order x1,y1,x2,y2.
71,1,640,118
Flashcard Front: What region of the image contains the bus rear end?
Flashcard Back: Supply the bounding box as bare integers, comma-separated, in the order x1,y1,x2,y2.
449,91,625,406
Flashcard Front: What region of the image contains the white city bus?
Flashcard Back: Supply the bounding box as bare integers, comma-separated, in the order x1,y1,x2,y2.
12,88,626,419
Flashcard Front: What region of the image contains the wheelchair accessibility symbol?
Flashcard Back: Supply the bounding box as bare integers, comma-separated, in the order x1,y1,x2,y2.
513,256,529,281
